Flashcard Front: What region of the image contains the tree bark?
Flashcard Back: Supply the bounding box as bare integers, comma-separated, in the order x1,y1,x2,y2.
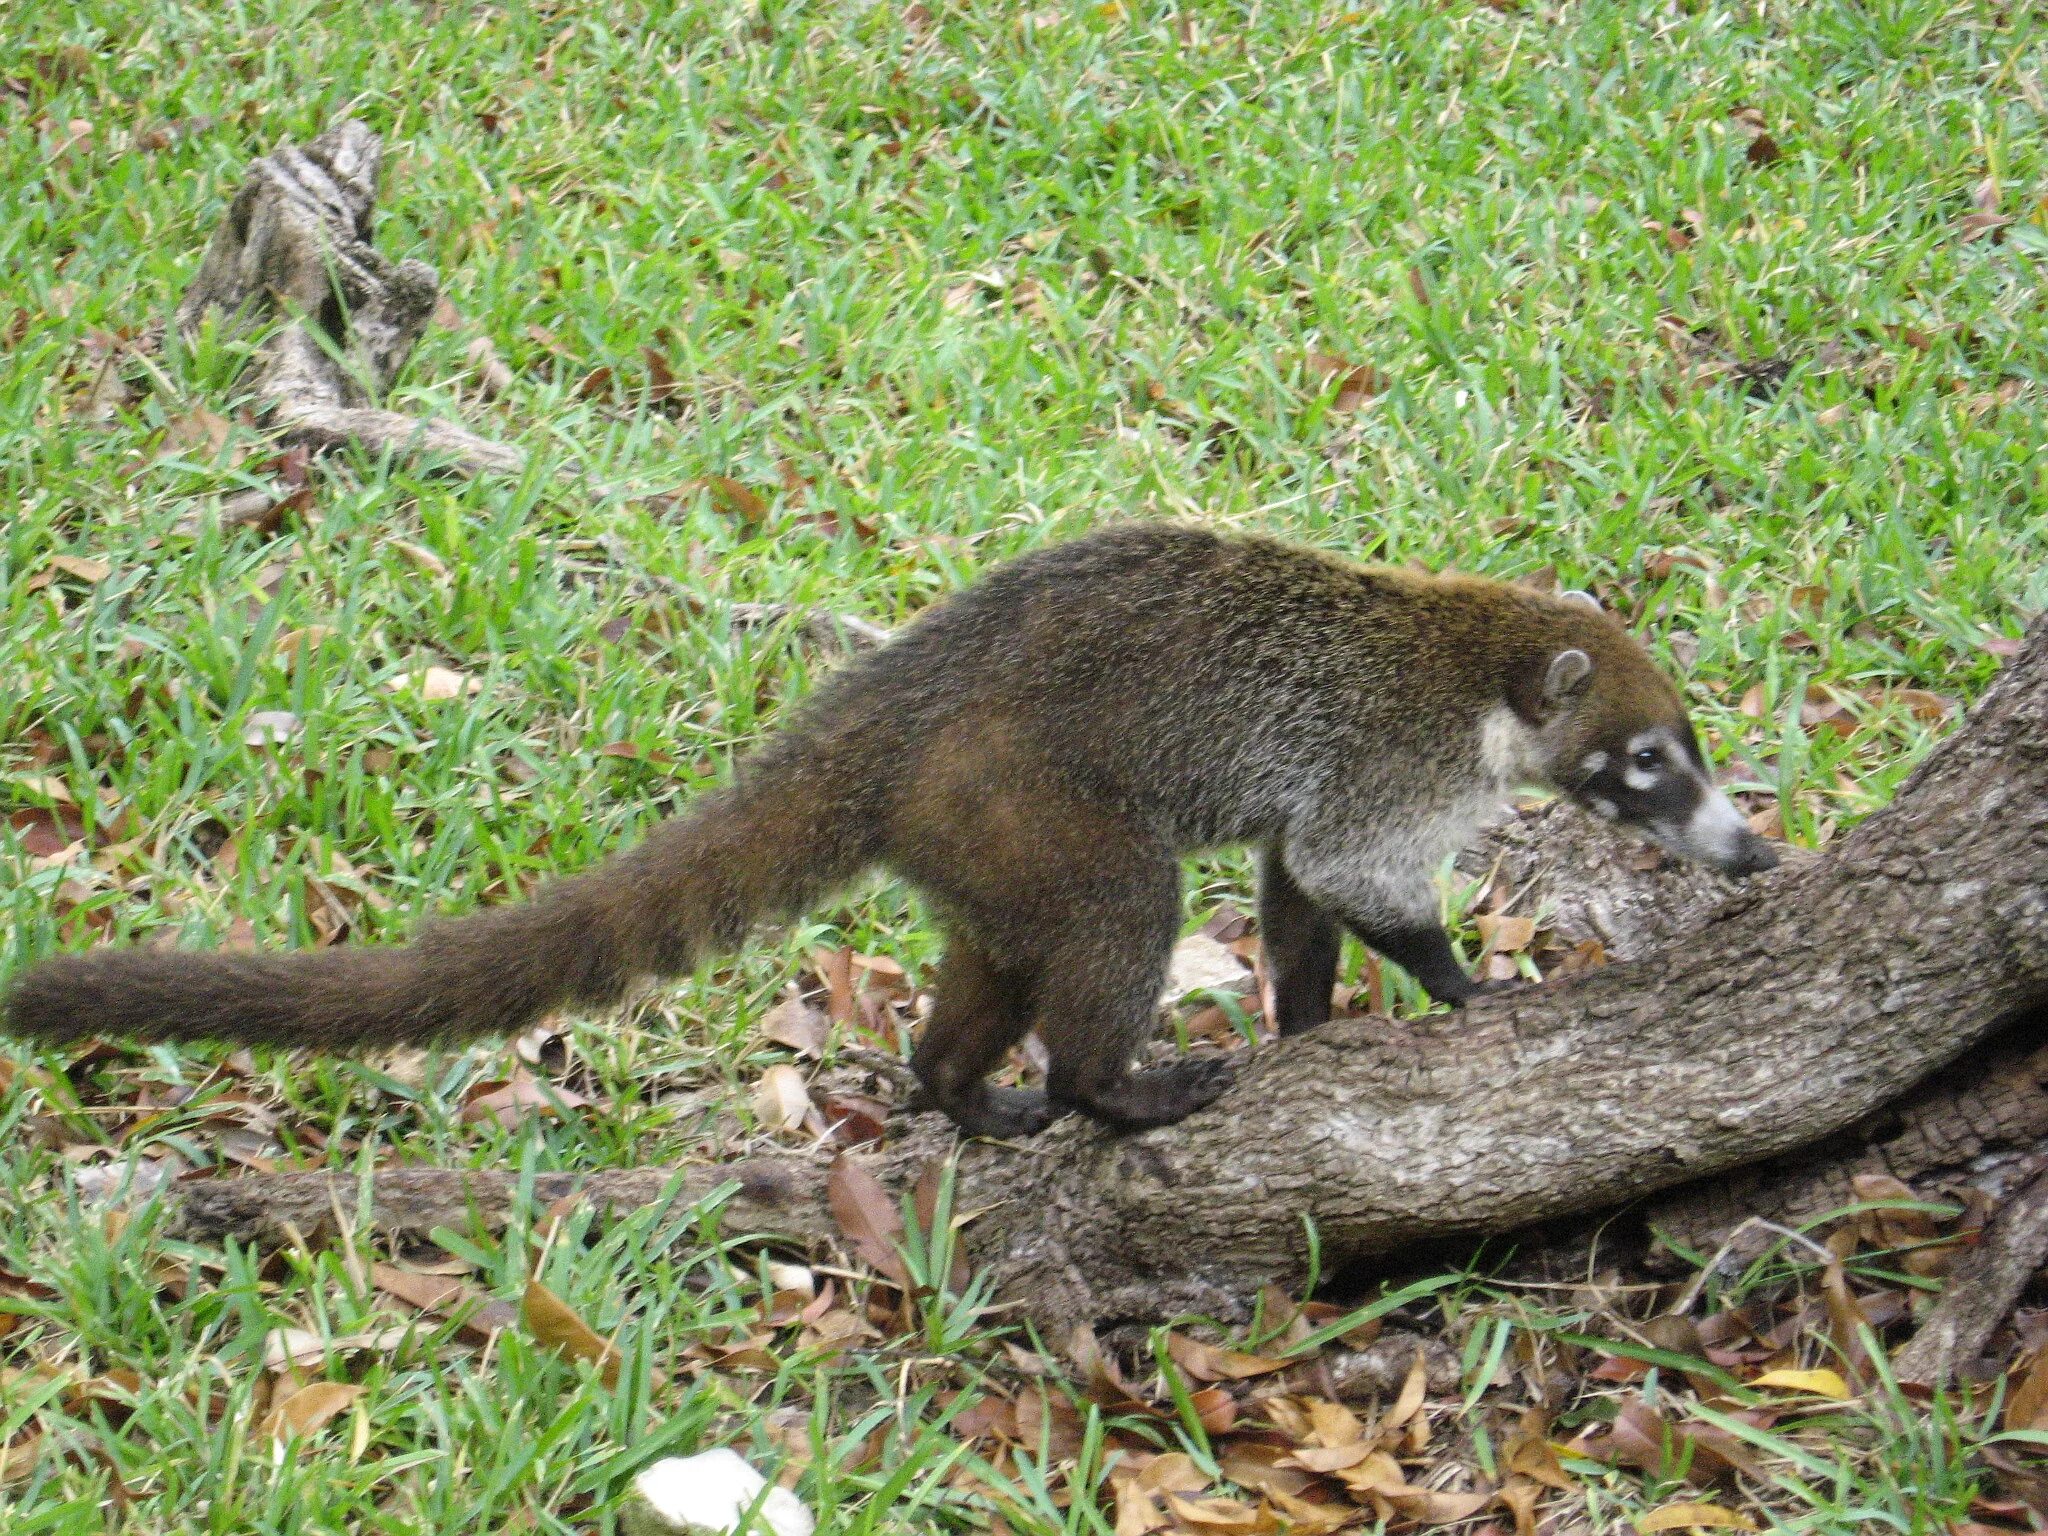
169,618,2048,1335
1892,1158,2048,1385
178,120,526,477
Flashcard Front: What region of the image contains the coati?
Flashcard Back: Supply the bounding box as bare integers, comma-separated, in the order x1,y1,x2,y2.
4,524,1776,1138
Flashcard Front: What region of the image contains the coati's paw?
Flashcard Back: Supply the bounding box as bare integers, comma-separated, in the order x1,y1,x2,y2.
954,1086,1057,1140
1077,1056,1238,1133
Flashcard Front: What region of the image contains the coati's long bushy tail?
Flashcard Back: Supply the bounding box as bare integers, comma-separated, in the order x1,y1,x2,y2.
3,769,880,1053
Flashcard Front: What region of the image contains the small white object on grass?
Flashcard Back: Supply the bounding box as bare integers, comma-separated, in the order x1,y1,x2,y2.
622,1448,816,1536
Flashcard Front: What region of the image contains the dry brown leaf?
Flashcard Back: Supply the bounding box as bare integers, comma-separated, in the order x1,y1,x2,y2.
1635,1503,1758,1532
702,475,769,522
2005,1348,2048,1434
521,1278,622,1388
1502,1409,1576,1492
760,994,830,1058
1960,208,2011,242
1306,351,1385,412
165,406,231,456
1496,1477,1541,1536
1189,1386,1238,1435
1163,933,1252,1001
1166,1332,1293,1382
1114,1480,1165,1536
390,539,450,578
1387,1486,1491,1523
1377,1346,1429,1434
1216,1441,1318,1500
1289,1442,1388,1474
276,625,336,660
818,1091,888,1149
460,1074,591,1129
382,665,480,700
1162,1492,1266,1531
466,335,514,397
826,1154,909,1286
264,1325,413,1372
1886,688,1955,724
1130,1452,1211,1495
259,1380,364,1441
1265,1486,1359,1532
1302,1396,1367,1448
813,947,857,1024
642,345,681,406
1013,1384,1086,1461
0,1431,45,1488
1474,913,1536,956
1579,1396,1766,1486
263,1326,331,1372
1819,1258,1875,1385
751,1063,812,1133
48,554,111,583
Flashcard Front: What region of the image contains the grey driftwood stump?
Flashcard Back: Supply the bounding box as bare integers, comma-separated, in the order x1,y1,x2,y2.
178,119,524,476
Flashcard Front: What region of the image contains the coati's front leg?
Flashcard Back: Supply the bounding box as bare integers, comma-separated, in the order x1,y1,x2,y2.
1343,914,1501,1006
1282,847,1509,1011
1257,847,1343,1035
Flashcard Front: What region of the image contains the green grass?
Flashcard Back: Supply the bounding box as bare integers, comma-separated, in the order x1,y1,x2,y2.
4,0,2046,1529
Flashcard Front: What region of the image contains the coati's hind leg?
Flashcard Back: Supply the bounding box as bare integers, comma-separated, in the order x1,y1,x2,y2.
908,941,1049,1139
1257,845,1342,1036
1036,863,1236,1133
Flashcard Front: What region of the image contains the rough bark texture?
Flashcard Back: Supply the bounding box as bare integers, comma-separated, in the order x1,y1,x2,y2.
1457,796,2048,1263
170,618,2048,1335
1893,1158,2048,1385
178,120,525,476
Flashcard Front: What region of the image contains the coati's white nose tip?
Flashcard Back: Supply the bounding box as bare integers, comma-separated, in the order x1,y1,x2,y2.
1692,790,1777,875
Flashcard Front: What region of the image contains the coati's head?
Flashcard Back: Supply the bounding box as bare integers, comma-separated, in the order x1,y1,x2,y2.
1504,591,1778,877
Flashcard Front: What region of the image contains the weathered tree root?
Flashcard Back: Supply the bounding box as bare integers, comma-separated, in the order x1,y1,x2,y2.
178,119,525,476
168,618,2048,1336
1460,792,2048,1266
1893,1158,2048,1385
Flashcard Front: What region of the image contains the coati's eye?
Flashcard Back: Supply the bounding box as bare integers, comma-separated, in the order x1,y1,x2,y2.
1632,747,1660,771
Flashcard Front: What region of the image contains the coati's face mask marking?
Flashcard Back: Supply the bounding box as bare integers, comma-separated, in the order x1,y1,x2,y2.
1564,723,1778,877
1521,608,1779,879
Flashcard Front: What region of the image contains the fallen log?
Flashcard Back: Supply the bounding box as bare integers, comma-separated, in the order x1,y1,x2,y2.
177,119,525,477
170,616,2048,1335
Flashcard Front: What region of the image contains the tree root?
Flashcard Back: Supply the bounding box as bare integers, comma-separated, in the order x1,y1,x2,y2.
177,120,526,478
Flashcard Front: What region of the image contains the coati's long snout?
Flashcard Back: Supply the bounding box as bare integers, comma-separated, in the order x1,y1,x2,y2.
1551,717,1778,878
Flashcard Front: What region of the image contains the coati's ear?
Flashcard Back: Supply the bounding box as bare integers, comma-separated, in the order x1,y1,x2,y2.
1559,589,1601,613
1541,648,1594,709
1508,647,1595,723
